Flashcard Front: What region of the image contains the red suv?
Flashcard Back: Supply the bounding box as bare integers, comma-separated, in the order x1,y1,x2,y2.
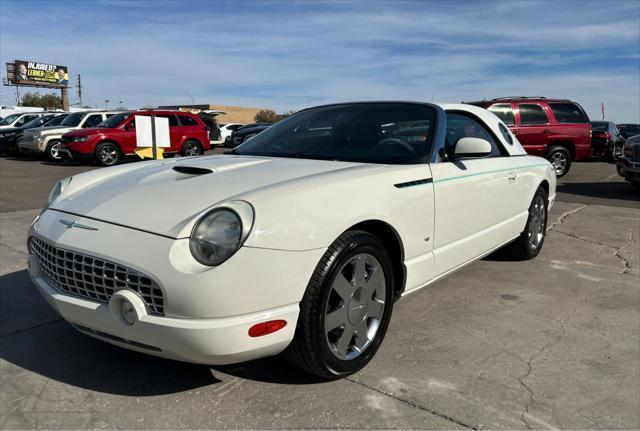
467,97,592,177
60,110,210,166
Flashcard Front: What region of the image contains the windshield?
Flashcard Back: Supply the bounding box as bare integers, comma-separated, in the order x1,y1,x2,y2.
43,115,66,126
619,124,640,138
0,114,21,125
591,121,610,131
98,112,132,128
234,103,435,164
23,116,51,129
60,113,84,126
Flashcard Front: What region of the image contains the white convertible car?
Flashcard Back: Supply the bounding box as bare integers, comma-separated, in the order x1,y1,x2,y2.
28,102,555,379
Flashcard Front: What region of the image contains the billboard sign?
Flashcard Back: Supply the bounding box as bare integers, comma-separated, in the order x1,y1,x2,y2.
13,60,68,87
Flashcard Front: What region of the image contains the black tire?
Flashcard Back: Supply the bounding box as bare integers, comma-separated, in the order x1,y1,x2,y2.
505,187,549,260
95,142,121,167
181,140,202,157
45,140,63,161
631,181,640,191
547,146,572,177
285,230,395,380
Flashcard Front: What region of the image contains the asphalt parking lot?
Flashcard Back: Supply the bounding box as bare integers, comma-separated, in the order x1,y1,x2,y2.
1,153,638,429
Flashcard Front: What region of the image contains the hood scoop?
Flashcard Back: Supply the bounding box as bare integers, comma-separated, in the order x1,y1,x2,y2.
172,166,214,175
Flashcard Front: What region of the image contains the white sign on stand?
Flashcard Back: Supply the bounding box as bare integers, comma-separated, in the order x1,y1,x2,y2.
135,116,170,158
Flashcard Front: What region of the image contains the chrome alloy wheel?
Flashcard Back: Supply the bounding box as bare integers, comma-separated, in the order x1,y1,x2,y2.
550,151,567,175
324,253,386,361
99,144,118,165
183,141,200,156
50,142,61,159
527,195,546,249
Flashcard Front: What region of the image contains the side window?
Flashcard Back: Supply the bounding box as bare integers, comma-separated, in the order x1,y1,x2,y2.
499,123,513,145
487,104,515,125
14,116,27,126
548,103,588,123
155,114,179,127
519,104,548,125
178,115,198,126
445,112,504,157
83,114,103,128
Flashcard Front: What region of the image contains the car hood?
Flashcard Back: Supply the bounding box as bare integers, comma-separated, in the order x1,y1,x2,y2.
50,155,370,238
64,127,110,137
30,125,76,136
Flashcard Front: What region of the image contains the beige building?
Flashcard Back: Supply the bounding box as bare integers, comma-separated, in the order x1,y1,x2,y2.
157,104,269,124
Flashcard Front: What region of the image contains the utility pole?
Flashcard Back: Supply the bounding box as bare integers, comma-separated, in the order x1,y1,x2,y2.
76,74,82,108
61,87,69,111
105,99,109,109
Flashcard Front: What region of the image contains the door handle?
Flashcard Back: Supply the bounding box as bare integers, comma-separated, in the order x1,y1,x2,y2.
507,172,518,182
543,129,551,135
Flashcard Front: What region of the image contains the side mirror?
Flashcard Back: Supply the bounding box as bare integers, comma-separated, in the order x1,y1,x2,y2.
453,137,492,159
124,123,135,131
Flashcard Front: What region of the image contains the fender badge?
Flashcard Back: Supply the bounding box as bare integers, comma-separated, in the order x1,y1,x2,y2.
60,219,98,231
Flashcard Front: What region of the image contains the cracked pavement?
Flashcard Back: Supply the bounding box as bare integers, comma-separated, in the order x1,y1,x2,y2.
1,156,639,429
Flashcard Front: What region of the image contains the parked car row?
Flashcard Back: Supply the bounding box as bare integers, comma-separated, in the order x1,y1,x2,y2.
3,99,638,177
0,112,70,153
5,109,212,166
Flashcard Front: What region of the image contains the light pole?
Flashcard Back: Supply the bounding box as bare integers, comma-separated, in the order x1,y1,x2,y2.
105,99,109,109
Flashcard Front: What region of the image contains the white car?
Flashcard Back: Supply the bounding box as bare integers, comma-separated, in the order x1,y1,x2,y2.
219,123,244,146
0,112,46,130
28,102,555,379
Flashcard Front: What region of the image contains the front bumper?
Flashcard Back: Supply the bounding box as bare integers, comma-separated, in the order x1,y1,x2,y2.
18,134,47,153
27,209,325,364
617,157,640,181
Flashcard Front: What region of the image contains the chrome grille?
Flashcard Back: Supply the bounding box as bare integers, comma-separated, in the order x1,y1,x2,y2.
29,237,164,315
633,145,640,162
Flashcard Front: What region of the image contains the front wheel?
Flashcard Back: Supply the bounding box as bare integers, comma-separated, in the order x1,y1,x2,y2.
285,230,395,379
95,142,120,167
505,187,548,260
45,140,63,161
181,140,202,157
547,146,571,177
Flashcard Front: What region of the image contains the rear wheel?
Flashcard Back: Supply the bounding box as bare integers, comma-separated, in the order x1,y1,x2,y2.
505,187,548,260
45,140,63,161
181,140,202,156
95,142,120,167
547,146,571,177
285,230,395,379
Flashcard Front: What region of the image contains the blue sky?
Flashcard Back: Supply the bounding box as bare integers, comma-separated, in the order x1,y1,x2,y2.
1,0,639,122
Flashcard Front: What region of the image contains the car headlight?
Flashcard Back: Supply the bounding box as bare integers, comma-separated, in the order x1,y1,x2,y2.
189,200,254,266
72,136,88,143
48,176,73,205
623,141,633,157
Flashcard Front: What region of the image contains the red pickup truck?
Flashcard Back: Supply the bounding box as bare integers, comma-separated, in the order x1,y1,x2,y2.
467,97,592,177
